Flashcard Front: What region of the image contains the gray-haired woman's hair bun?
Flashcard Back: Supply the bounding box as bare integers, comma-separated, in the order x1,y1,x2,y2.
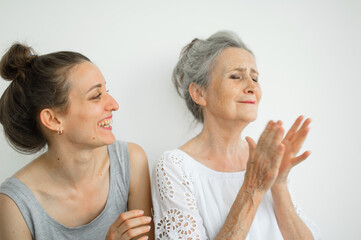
172,30,253,122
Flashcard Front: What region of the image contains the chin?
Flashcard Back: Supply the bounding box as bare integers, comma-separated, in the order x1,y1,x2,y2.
94,133,116,147
103,135,116,145
237,112,258,123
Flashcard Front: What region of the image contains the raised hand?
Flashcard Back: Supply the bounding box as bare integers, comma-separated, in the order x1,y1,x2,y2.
273,116,311,186
106,210,152,240
244,120,285,194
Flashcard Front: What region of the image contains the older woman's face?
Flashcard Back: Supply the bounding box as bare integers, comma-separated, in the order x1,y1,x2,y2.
203,47,261,123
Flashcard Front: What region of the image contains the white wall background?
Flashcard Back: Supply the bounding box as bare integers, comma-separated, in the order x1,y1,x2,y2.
0,0,360,239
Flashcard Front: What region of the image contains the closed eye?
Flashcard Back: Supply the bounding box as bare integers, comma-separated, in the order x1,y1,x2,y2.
91,93,102,100
230,74,241,80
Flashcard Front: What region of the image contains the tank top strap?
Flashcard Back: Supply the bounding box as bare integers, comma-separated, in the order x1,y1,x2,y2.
108,140,130,204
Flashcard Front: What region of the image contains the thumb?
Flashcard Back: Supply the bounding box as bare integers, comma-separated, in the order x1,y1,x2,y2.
292,151,311,166
245,136,256,157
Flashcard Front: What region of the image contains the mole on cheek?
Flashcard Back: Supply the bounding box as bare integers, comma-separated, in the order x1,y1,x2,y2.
92,137,95,140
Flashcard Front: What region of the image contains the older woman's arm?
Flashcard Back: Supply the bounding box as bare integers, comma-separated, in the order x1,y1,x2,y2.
214,185,266,239
271,116,316,239
215,121,286,240
271,184,314,240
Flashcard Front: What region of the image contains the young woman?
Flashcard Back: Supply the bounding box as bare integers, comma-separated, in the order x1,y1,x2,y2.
0,44,154,240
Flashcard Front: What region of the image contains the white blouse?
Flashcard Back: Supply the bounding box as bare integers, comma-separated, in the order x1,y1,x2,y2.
151,149,321,240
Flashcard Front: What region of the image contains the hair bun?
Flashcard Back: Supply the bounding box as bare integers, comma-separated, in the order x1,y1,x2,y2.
0,43,36,81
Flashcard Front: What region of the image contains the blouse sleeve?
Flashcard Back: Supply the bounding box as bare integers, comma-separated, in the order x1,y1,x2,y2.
151,151,209,240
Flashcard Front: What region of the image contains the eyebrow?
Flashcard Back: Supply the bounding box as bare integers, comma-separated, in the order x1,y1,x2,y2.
230,67,259,75
86,83,102,93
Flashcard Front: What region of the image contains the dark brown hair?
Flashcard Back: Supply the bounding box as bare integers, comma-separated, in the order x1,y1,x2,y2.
0,43,90,154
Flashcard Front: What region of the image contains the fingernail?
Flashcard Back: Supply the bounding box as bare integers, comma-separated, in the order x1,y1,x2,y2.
139,210,144,215
146,216,152,222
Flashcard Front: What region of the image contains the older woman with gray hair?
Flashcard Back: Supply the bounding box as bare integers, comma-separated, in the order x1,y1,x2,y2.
151,31,321,239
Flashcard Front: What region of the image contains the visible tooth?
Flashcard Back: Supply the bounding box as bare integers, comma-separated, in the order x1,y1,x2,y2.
98,123,101,126
102,122,105,126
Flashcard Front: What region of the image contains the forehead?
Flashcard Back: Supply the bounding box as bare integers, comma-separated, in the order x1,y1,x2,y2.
67,61,104,93
212,47,257,73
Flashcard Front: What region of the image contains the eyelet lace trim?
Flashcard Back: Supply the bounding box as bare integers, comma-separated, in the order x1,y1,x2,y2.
156,208,201,240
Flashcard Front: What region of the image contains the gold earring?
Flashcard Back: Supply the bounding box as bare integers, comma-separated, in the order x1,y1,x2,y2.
58,128,63,135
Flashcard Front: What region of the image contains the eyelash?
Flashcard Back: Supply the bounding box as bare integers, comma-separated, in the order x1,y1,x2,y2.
92,90,109,100
230,75,258,83
92,93,102,99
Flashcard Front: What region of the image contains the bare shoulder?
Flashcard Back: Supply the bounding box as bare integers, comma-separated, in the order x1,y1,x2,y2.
13,154,44,184
0,194,32,239
127,142,151,206
127,142,147,165
127,142,150,189
127,142,150,188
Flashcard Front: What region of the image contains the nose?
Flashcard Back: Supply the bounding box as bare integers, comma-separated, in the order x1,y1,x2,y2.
105,92,119,111
244,76,257,95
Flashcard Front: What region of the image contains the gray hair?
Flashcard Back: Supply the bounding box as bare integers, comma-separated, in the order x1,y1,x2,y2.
172,30,253,122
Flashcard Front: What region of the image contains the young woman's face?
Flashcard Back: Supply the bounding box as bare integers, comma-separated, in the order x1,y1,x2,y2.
59,61,119,148
203,47,261,123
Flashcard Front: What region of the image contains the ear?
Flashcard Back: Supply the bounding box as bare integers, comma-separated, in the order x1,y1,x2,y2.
39,108,62,133
189,82,207,106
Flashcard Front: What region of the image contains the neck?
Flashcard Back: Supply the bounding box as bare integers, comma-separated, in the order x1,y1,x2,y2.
42,142,108,188
184,116,250,170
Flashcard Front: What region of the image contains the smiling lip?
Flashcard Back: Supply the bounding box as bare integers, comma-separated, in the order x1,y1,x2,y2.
97,116,113,130
239,100,256,104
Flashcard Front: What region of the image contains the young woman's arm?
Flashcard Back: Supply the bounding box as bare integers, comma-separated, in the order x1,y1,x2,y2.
0,194,32,240
105,143,153,240
128,143,154,240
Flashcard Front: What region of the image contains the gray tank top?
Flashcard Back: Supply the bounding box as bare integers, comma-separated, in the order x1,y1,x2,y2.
0,140,130,240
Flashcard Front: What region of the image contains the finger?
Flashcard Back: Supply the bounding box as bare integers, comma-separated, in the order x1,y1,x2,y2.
291,126,310,153
122,225,151,239
257,121,281,169
137,236,150,240
291,151,311,166
265,121,284,156
273,121,285,145
113,210,144,228
260,121,279,153
245,136,256,158
292,118,311,144
284,116,303,141
269,124,285,166
257,121,273,150
272,143,285,169
118,216,152,236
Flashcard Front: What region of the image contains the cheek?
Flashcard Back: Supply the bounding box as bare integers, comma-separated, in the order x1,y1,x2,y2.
209,87,229,109
257,87,262,101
